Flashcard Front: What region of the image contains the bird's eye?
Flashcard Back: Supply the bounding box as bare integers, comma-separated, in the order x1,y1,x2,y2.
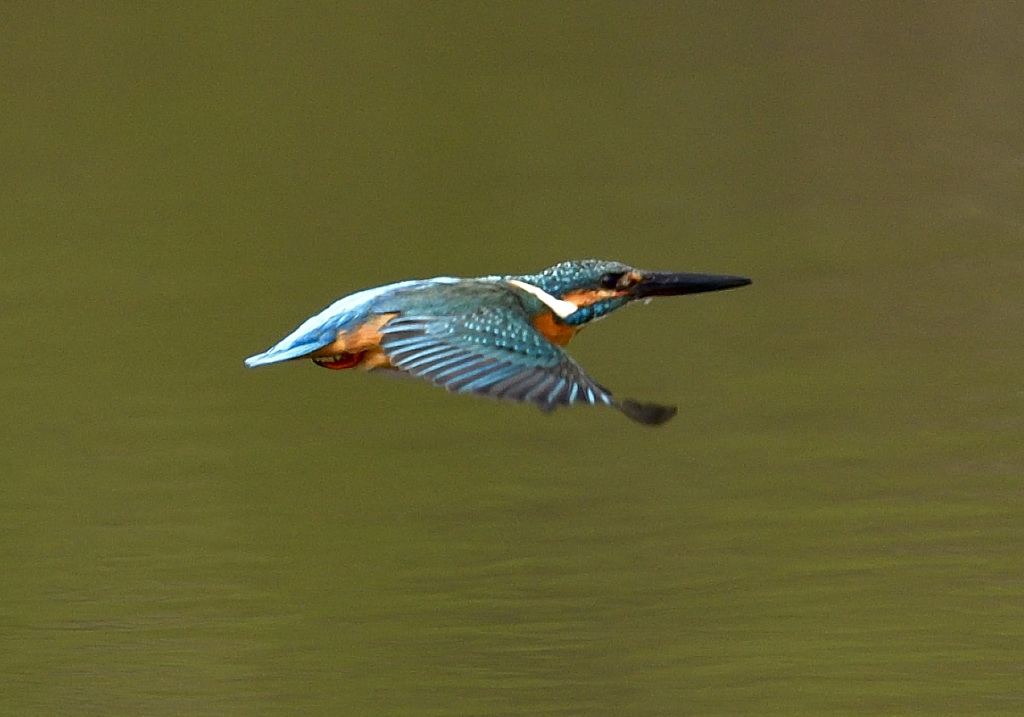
598,273,622,290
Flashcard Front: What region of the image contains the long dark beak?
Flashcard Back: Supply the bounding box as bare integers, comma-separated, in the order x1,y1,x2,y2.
633,271,751,298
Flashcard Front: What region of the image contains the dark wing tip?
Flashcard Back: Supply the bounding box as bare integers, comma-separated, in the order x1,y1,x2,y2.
616,399,678,426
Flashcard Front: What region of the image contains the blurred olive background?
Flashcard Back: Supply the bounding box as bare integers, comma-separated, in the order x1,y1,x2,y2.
2,3,1023,715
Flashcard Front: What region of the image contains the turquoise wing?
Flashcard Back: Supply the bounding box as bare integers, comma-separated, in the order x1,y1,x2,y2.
377,307,615,412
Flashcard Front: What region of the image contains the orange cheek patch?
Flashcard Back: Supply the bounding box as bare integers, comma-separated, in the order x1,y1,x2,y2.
563,288,625,308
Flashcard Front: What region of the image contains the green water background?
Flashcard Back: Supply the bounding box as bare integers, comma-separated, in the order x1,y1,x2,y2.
2,4,1022,714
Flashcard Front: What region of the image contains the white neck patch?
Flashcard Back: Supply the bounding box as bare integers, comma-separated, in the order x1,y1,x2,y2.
506,279,578,319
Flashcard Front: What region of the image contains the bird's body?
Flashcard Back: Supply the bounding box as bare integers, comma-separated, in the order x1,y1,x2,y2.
245,259,750,425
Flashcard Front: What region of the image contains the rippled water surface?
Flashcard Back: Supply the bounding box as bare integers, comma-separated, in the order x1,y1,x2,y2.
3,4,1023,715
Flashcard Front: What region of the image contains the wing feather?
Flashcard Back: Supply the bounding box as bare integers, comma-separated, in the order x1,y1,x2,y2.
378,309,614,412
399,347,465,371
453,362,522,393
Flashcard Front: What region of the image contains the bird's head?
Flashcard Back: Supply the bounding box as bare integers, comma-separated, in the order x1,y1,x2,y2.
511,259,751,326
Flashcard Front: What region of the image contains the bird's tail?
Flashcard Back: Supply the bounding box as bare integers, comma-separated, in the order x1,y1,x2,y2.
244,341,329,367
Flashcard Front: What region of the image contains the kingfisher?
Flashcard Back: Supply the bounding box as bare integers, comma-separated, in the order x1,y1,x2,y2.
245,259,750,426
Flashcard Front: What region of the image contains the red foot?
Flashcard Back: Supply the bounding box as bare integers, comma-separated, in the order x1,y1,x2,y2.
313,352,363,370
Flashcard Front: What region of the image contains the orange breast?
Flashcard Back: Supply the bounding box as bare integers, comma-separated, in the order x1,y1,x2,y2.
532,311,578,347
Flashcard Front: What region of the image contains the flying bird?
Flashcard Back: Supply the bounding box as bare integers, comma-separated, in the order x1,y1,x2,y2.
245,259,750,425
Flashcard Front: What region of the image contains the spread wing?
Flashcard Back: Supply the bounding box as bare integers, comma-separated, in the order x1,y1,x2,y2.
377,307,677,425
377,307,614,412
